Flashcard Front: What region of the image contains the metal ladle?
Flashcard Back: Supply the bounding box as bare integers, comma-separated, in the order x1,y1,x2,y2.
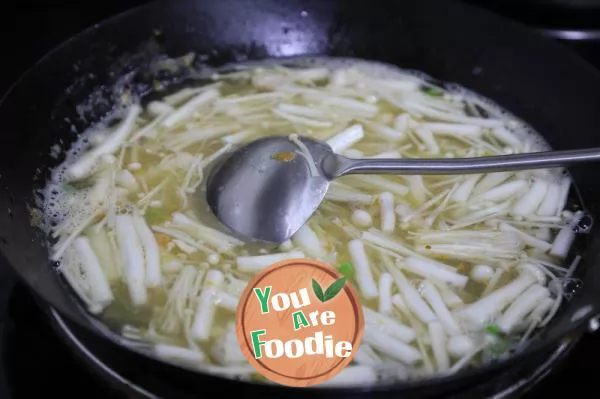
203,135,600,244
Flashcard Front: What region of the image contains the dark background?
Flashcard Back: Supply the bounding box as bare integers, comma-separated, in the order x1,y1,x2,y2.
1,0,600,397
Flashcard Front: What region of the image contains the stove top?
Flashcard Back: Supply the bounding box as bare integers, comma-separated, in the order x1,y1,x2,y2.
2,1,600,397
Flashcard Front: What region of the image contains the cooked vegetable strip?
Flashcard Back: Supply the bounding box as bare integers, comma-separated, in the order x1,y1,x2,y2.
378,272,394,315
348,239,379,299
132,211,162,288
72,237,114,311
556,177,571,215
402,257,468,288
129,106,172,142
363,329,422,365
222,129,256,145
428,321,450,372
528,297,554,325
421,281,461,336
415,128,439,154
292,224,326,259
171,212,243,252
450,174,481,203
550,210,583,258
350,175,409,196
458,273,536,327
211,322,246,365
66,105,141,181
388,267,437,324
401,102,502,127
537,182,560,216
378,192,395,233
215,290,239,312
236,250,305,272
326,183,374,204
363,306,416,343
87,224,122,282
362,229,422,259
492,127,522,149
273,108,332,127
362,120,405,141
498,222,551,252
154,344,205,368
496,284,550,333
472,172,512,195
162,88,219,128
476,180,527,202
447,335,475,358
419,122,482,137
307,93,378,117
405,176,428,204
147,101,174,116
115,214,147,307
513,179,548,216
391,294,410,315
42,61,586,385
438,284,465,307
191,269,224,342
165,125,241,151
318,365,378,387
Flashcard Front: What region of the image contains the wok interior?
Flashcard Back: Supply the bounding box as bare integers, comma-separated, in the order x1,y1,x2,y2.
1,0,600,395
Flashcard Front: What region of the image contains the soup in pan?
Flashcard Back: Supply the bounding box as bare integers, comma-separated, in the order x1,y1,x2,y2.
40,58,585,386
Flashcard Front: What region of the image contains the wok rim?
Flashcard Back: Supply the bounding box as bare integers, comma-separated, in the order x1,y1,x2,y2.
46,303,584,397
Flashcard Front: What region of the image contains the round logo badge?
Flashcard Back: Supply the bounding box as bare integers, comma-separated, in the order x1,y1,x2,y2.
235,258,364,387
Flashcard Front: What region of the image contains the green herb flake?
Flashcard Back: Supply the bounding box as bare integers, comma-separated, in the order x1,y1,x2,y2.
423,86,444,97
145,207,169,225
63,184,77,194
485,324,505,337
337,262,355,279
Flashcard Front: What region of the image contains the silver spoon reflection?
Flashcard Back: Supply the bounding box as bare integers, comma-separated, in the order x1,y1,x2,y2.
203,135,600,244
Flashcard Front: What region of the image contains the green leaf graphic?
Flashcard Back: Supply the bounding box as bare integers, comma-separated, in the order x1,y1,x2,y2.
323,277,347,302
312,279,325,302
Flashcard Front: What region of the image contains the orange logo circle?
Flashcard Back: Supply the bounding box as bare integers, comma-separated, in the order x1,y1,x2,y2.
235,258,364,387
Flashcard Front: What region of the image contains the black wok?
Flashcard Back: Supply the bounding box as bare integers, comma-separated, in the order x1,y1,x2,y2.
1,0,600,396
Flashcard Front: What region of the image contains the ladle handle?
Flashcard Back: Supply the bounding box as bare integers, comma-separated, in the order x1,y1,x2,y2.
334,147,600,176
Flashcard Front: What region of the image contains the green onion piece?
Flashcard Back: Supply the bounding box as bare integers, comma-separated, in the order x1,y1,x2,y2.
485,325,512,358
337,262,355,279
485,324,504,337
250,373,267,382
145,207,169,225
63,184,77,194
423,86,444,97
